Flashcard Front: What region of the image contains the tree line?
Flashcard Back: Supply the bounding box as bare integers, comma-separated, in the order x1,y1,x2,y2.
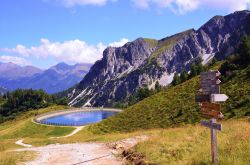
0,89,68,123
172,57,208,86
220,35,250,81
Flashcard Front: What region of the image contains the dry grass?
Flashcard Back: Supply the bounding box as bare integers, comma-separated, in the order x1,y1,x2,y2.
0,151,36,165
0,105,249,164
0,106,74,164
135,119,250,165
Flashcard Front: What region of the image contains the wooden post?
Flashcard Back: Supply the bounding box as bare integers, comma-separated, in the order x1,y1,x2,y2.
210,118,218,164
196,71,228,164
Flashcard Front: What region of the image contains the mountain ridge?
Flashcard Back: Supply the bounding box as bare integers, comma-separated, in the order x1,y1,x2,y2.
0,62,92,94
0,62,42,80
67,10,250,107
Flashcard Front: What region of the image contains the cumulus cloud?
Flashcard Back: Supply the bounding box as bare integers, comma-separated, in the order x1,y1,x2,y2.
131,0,150,9
0,56,32,66
48,0,250,13
2,38,129,64
52,0,117,7
132,0,250,14
109,38,129,47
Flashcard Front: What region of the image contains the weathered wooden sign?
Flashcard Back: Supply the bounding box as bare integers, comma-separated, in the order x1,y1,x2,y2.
200,85,220,94
201,79,221,85
211,94,229,102
200,120,222,131
200,71,221,80
195,94,210,102
201,102,220,111
201,108,223,119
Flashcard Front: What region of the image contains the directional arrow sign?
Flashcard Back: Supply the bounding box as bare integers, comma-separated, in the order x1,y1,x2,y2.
200,85,220,94
216,79,221,84
195,94,210,102
200,108,224,119
201,78,221,85
211,94,229,102
200,120,222,131
201,102,220,111
201,71,221,80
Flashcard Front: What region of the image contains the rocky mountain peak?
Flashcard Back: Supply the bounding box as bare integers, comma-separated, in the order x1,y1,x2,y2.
68,10,250,107
0,62,42,80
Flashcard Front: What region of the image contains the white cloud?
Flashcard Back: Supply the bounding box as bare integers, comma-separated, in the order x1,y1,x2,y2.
109,38,129,47
2,38,129,64
52,0,117,7
0,56,32,66
202,0,250,12
131,0,150,9
132,0,250,14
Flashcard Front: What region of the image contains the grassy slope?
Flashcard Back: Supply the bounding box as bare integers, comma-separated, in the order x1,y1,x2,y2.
221,66,250,118
0,102,249,164
89,64,250,133
0,64,249,164
135,119,250,165
147,29,193,63
0,105,75,164
0,105,150,164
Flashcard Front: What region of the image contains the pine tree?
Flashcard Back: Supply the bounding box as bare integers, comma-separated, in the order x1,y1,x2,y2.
172,73,181,86
180,69,189,82
155,81,162,92
238,35,250,66
190,63,198,77
136,87,152,101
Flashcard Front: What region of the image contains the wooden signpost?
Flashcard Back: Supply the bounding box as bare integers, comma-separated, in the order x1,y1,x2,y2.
200,109,223,119
211,94,229,102
195,94,210,102
195,70,229,164
201,102,220,111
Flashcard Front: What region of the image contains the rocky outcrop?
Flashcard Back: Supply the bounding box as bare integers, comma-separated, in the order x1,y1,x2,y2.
68,10,250,107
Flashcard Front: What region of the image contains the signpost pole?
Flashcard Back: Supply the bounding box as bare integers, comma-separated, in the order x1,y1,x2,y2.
210,118,218,164
195,70,228,164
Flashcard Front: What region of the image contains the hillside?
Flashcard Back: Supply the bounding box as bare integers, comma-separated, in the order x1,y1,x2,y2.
0,105,249,164
67,10,250,107
89,62,250,133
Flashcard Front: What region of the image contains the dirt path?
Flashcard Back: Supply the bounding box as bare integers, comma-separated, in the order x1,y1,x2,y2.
15,136,149,165
15,139,32,148
50,126,85,139
15,126,84,148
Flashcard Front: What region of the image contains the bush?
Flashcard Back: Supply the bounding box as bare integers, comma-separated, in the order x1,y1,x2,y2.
0,89,54,123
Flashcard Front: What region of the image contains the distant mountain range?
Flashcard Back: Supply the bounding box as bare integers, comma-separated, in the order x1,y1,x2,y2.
0,62,92,94
0,62,42,80
66,10,250,107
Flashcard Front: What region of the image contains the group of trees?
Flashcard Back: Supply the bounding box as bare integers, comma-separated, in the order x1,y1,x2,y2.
0,95,5,106
127,81,162,106
220,35,250,81
114,81,162,108
172,58,207,86
0,89,68,123
128,81,162,106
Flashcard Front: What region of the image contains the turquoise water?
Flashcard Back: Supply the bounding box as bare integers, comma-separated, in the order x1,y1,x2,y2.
39,111,117,126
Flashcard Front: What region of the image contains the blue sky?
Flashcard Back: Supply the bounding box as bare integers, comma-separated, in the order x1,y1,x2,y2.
0,0,249,69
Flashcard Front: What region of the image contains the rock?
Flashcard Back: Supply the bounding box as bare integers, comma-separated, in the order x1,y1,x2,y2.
67,10,250,107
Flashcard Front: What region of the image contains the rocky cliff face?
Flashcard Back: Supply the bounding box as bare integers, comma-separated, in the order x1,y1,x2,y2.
68,10,250,107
